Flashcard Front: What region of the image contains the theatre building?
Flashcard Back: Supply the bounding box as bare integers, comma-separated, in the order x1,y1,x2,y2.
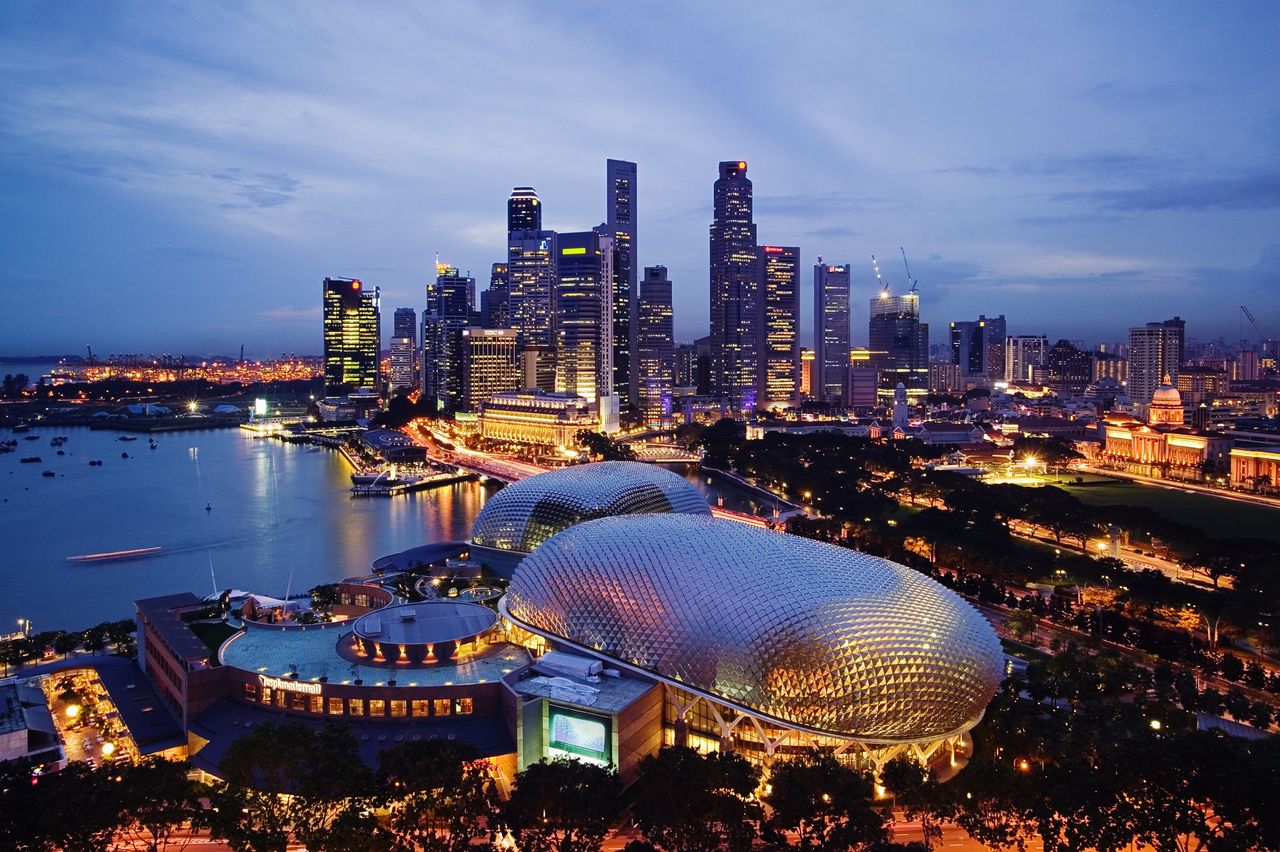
135,462,1003,787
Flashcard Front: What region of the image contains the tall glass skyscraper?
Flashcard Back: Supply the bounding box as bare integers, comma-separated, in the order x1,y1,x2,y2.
813,260,851,405
553,229,614,406
507,231,557,349
869,289,929,401
322,276,380,396
606,160,637,410
760,246,799,410
389,307,418,392
508,187,542,233
636,265,674,425
709,161,760,411
422,262,474,412
481,262,510,329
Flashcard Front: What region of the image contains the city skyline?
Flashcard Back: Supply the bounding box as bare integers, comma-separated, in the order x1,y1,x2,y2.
2,4,1278,356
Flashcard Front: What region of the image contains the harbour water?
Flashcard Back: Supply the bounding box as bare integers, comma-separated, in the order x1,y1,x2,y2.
0,426,766,632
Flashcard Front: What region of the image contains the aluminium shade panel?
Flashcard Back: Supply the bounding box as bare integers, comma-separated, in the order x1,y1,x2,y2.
471,461,710,556
505,514,1004,743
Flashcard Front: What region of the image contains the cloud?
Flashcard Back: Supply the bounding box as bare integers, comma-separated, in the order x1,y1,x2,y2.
756,191,895,219
1058,174,1280,211
258,305,321,322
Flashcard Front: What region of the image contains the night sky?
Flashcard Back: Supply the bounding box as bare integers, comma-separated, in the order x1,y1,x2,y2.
2,2,1278,357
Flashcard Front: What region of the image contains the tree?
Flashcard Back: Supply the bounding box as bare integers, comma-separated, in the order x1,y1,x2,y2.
765,752,889,851
377,739,496,852
1003,610,1038,645
575,431,636,461
114,759,205,852
631,746,761,852
501,758,622,852
0,760,124,852
880,759,949,850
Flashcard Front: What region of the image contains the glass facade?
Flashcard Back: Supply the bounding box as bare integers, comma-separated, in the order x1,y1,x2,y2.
505,513,1004,743
814,262,851,404
760,246,799,409
322,277,380,396
607,159,636,410
554,230,614,404
709,161,760,412
471,461,711,557
636,266,674,425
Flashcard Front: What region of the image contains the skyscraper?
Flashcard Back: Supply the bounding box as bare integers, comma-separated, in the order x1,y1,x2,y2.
709,161,760,411
508,187,542,233
388,307,418,392
553,229,614,407
868,289,929,400
606,159,637,409
481,262,510,329
322,276,380,396
1005,335,1048,383
461,327,520,412
813,260,851,405
1045,339,1091,391
949,314,1005,382
507,231,557,349
422,262,474,412
982,314,1007,381
760,245,799,409
1129,317,1185,404
636,265,674,425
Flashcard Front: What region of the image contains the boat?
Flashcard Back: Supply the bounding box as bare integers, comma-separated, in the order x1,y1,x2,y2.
23,435,39,441
88,460,103,466
205,503,212,512
118,436,139,442
56,450,65,456
50,437,66,447
121,452,130,459
20,456,41,464
11,424,29,433
67,546,163,563
149,440,158,450
41,470,55,478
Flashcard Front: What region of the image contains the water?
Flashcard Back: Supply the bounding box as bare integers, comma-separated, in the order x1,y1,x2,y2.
0,427,489,631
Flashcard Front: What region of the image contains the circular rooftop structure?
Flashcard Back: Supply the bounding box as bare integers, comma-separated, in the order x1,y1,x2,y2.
503,515,1004,744
470,462,710,574
349,601,498,666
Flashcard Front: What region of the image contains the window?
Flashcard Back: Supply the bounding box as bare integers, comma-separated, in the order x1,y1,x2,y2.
411,700,429,717
369,699,386,717
289,693,307,711
243,683,258,701
275,691,286,708
329,697,344,715
310,694,324,714
455,697,473,716
260,687,272,705
390,700,407,718
433,699,451,716
349,698,364,716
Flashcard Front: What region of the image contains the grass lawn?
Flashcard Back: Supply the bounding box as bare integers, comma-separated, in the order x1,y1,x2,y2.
189,620,239,658
1057,478,1280,544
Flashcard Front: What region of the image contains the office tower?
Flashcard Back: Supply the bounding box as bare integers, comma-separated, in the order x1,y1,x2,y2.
461,327,520,412
1045,339,1091,391
813,260,851,405
553,229,614,406
848,349,879,408
607,159,637,409
636,265,674,425
759,246,799,409
1005,335,1048,383
930,361,963,394
508,187,542,233
799,348,814,397
1128,317,1185,403
675,344,699,389
322,277,380,396
507,231,557,348
868,288,929,400
708,160,760,411
982,315,1006,381
1092,352,1128,385
388,307,418,392
1235,349,1260,382
481,262,510,328
422,262,474,412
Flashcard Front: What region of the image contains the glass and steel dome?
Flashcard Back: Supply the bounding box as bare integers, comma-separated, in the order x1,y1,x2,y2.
503,514,1004,744
471,462,710,562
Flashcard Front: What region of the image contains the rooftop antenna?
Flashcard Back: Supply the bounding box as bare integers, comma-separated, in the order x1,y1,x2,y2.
871,255,890,293
900,246,919,293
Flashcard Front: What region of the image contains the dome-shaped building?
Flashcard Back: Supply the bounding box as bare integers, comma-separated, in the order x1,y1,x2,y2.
470,461,710,575
1148,376,1184,426
502,514,1004,762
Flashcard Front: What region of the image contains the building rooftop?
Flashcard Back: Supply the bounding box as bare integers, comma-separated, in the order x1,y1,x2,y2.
352,602,497,647
508,666,657,715
135,593,213,663
220,622,530,686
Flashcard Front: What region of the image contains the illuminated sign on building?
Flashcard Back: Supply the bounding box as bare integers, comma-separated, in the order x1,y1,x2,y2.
254,398,268,417
259,675,322,695
547,705,610,765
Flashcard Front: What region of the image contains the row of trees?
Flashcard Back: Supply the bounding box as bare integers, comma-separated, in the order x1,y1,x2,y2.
0,619,135,673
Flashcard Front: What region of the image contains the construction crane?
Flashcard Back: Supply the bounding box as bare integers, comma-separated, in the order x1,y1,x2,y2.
85,344,94,366
900,246,919,293
1241,305,1272,343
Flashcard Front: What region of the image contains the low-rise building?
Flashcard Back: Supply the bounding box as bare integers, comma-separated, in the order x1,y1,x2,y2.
478,389,596,449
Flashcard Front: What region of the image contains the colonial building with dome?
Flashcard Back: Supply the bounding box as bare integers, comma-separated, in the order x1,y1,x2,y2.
1100,377,1231,481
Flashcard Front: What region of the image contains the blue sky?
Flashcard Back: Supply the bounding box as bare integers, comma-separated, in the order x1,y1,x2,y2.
1,2,1278,357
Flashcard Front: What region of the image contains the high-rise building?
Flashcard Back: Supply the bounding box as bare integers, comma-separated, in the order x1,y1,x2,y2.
708,161,760,411
982,315,1006,381
481,262,510,329
322,277,380,396
760,246,799,410
508,187,542,233
868,290,929,400
1128,317,1185,404
813,260,851,405
1045,339,1091,391
799,348,814,397
1092,352,1128,385
507,231,558,349
553,229,614,406
636,266,674,425
461,327,520,412
1005,335,1048,384
422,263,474,412
389,307,418,392
606,159,637,410
949,314,1005,381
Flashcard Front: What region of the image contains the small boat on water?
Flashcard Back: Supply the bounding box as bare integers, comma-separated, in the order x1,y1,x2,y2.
11,424,30,433
23,435,39,441
149,440,158,450
41,470,55,478
20,456,41,464
67,546,163,563
118,435,139,442
121,452,130,459
88,460,103,466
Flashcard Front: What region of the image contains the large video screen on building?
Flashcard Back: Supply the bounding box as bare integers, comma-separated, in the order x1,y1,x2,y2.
547,705,610,765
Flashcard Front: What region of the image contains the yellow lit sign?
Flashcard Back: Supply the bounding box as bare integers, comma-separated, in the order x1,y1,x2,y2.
561,247,587,255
